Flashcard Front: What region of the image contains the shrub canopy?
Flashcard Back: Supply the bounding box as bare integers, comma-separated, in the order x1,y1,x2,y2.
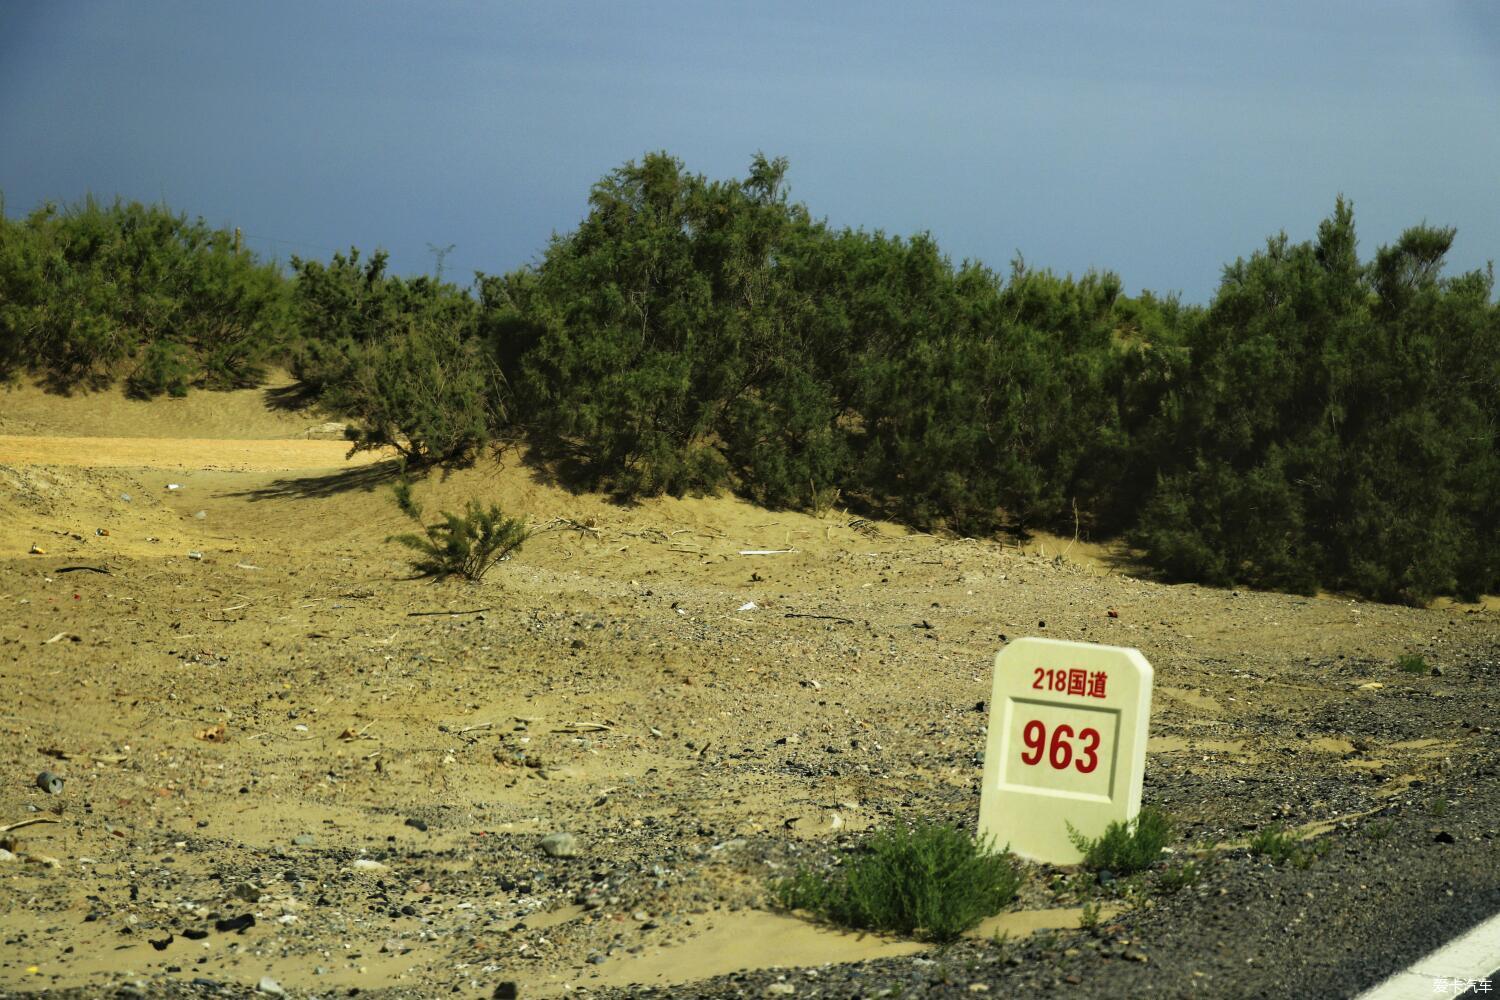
6,164,1498,604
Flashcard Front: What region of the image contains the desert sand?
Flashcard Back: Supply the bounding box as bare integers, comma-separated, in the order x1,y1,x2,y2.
1,380,1496,998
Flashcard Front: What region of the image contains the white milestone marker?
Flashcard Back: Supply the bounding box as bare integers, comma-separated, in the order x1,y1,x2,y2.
978,637,1153,865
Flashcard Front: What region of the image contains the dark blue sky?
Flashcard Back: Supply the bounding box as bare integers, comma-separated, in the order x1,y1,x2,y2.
2,1,1497,302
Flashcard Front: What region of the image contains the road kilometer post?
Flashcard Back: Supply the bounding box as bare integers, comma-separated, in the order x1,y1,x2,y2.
978,637,1154,865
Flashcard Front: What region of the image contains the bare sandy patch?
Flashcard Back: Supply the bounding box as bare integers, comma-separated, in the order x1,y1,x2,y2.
0,435,383,471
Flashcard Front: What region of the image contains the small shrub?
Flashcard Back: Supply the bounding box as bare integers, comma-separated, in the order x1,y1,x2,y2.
388,480,528,581
771,822,1022,942
1068,807,1172,874
1397,653,1428,675
1363,819,1394,841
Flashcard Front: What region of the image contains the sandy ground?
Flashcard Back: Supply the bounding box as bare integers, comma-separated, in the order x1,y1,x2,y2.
0,381,1496,999
0,437,377,471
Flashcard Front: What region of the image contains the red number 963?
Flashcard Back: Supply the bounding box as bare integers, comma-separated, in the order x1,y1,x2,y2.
1019,720,1100,773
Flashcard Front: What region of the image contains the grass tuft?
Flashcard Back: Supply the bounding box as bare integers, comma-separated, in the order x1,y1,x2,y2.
772,822,1022,942
1397,653,1428,675
1248,824,1300,862
1157,860,1202,893
1249,823,1328,867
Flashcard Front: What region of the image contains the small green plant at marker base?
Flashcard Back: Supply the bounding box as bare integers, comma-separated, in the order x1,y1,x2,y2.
1157,860,1201,894
1078,901,1102,930
387,480,529,582
1048,871,1092,902
1428,798,1449,818
1067,807,1173,875
1397,653,1428,675
771,822,1022,943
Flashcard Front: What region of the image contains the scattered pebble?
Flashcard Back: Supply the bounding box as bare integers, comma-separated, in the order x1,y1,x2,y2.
541,832,578,858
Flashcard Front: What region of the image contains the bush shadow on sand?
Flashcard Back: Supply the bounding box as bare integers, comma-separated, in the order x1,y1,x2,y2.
221,456,406,501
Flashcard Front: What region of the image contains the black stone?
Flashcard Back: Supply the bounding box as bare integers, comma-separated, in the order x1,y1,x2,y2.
214,913,255,933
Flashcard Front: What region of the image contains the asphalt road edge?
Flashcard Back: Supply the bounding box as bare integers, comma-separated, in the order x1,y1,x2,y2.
1356,910,1500,1000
